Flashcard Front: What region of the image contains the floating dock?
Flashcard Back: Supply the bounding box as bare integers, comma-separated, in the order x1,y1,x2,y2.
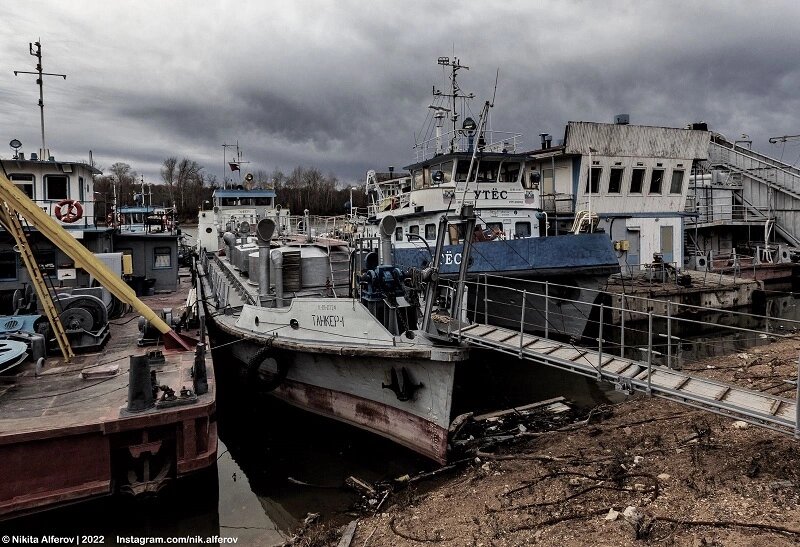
0,275,216,519
604,269,761,323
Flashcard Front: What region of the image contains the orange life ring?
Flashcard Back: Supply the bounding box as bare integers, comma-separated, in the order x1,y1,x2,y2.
55,200,83,223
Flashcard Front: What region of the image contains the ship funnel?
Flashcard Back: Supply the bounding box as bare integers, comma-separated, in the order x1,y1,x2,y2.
379,215,397,265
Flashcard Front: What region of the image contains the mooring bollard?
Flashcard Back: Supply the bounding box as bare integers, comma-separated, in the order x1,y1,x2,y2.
127,354,154,412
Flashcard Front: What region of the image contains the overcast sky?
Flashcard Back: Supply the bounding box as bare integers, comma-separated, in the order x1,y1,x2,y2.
2,1,800,186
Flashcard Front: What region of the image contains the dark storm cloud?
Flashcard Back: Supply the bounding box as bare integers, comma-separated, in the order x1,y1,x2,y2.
3,1,800,183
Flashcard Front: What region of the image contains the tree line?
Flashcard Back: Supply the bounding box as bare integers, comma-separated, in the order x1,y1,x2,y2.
93,159,366,222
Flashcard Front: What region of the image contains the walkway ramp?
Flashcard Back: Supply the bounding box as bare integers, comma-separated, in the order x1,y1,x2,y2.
455,322,798,437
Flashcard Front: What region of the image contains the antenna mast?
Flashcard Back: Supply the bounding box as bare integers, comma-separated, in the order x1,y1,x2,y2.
435,57,474,153
14,41,66,158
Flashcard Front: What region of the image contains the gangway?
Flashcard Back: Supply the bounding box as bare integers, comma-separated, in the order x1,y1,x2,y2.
443,277,800,438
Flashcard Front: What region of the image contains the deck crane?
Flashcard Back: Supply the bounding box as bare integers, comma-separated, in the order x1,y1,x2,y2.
0,172,194,353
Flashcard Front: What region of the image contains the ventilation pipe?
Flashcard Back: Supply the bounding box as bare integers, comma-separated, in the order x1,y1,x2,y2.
222,231,236,258
256,218,276,306
270,249,284,307
378,215,397,265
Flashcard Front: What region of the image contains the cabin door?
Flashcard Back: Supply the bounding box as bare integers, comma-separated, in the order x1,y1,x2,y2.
660,225,674,265
626,229,640,276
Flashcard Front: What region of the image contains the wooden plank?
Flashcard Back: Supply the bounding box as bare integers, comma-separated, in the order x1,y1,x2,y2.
769,400,783,416
723,389,776,415
679,379,730,400
547,347,587,361
602,359,635,374
463,325,497,339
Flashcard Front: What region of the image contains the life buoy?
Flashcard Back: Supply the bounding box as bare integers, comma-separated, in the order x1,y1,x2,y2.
55,200,83,223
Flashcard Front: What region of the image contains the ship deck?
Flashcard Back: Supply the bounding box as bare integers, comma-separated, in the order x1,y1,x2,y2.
0,272,216,519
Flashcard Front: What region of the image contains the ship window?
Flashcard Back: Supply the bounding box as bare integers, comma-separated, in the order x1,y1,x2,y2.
0,250,18,281
608,168,623,193
515,221,532,237
153,247,172,269
425,223,436,240
45,175,69,200
439,161,453,183
669,170,684,194
395,227,403,242
254,197,272,206
409,225,419,236
585,167,601,194
499,162,521,183
649,169,664,194
220,198,237,205
412,170,424,190
79,176,85,201
9,173,35,199
476,160,500,183
455,160,471,182
630,168,645,193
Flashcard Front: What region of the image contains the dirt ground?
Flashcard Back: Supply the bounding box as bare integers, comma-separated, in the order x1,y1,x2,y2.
295,336,800,546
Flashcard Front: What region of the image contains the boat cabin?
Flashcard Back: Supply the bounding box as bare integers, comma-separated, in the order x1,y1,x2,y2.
528,121,710,274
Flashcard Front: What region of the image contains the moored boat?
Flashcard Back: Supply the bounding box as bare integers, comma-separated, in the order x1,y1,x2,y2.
365,57,620,338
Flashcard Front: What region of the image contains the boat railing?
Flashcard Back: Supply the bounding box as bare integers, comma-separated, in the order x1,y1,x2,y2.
11,198,108,230
685,198,771,224
710,140,800,196
413,130,523,162
442,273,800,372
440,273,800,436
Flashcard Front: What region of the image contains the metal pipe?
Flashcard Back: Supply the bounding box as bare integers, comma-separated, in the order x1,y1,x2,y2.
598,303,604,379
545,281,550,339
421,214,449,334
453,205,477,321
667,300,672,369
258,243,270,306
647,312,653,394
519,290,527,358
270,249,284,307
378,215,397,266
796,352,800,439
620,295,626,358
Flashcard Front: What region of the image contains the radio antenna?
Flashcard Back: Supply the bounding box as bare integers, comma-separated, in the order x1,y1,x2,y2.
14,41,67,158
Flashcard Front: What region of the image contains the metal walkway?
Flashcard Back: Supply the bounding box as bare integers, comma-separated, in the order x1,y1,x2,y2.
454,322,799,437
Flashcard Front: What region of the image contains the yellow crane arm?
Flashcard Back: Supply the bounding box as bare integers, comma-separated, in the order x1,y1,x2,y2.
0,206,74,361
0,172,193,351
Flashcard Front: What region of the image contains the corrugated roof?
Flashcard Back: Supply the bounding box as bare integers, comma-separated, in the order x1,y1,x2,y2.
564,121,710,160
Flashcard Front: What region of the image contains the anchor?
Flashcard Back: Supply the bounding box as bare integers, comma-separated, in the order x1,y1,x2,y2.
382,367,424,401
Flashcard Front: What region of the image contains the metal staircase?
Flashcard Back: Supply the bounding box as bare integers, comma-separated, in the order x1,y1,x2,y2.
453,322,799,437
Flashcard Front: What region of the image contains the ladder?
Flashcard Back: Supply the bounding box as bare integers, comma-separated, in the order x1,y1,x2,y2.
327,246,351,295
0,206,74,361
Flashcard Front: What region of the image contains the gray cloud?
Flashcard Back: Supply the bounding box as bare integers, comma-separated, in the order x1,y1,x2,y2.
2,1,800,185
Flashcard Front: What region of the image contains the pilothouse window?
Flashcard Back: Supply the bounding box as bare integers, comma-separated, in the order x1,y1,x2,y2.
45,175,68,200
9,174,34,199
476,160,500,183
499,162,521,183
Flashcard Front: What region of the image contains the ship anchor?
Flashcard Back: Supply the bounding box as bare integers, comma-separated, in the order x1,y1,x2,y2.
382,367,424,401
